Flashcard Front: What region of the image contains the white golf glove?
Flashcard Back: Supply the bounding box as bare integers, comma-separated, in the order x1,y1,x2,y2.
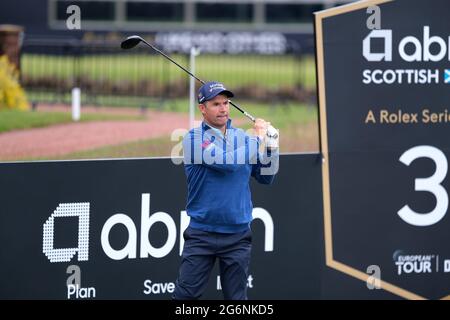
265,125,279,150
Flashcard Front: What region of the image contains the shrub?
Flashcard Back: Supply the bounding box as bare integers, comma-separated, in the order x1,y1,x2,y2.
0,55,30,111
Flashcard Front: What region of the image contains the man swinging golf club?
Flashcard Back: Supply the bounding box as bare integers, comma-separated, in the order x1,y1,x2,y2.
172,81,279,300
121,36,279,299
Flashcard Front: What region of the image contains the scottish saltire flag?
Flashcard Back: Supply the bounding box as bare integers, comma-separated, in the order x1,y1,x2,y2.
445,70,450,84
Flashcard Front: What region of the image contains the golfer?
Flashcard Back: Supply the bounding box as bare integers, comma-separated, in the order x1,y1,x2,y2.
172,81,279,300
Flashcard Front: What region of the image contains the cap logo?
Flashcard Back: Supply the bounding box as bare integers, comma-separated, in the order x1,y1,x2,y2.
209,83,226,92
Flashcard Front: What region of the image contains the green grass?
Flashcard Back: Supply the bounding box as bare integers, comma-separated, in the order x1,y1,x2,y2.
14,52,319,160
18,102,318,161
28,123,319,162
21,54,316,90
26,91,163,109
159,99,317,129
21,94,318,130
0,101,316,135
0,109,143,133
37,136,176,161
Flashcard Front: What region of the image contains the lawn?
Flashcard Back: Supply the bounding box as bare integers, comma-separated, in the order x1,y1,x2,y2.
17,101,319,161
11,51,319,160
21,53,316,90
0,109,143,133
30,123,319,161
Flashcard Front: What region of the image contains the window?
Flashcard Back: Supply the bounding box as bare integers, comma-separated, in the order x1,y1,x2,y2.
196,3,253,23
56,1,115,21
126,2,183,22
266,4,323,23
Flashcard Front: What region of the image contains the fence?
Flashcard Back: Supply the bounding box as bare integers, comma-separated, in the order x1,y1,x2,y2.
20,38,316,109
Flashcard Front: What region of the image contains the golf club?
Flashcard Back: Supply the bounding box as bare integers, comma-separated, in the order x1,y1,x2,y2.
121,35,278,139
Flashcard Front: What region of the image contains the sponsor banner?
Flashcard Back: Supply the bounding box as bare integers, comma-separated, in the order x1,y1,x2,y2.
153,32,314,55
155,31,289,55
315,0,450,299
0,154,323,299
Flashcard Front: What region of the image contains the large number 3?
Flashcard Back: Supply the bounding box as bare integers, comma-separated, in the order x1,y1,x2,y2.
398,145,448,226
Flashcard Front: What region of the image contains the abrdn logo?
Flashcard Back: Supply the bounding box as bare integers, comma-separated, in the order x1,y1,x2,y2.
363,26,450,62
43,203,90,262
42,193,274,263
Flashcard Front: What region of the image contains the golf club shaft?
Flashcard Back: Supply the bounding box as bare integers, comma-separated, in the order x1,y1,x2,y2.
231,103,255,122
139,39,256,123
140,39,204,85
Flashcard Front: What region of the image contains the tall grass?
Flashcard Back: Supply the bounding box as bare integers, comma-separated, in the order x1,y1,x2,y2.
21,54,316,89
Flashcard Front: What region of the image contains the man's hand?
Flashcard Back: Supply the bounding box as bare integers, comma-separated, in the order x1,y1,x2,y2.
253,119,279,150
253,118,268,140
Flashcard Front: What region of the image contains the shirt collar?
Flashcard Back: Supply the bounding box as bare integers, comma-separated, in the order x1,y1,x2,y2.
202,118,233,132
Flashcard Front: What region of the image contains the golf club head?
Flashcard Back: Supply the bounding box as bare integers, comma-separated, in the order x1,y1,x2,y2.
121,35,144,50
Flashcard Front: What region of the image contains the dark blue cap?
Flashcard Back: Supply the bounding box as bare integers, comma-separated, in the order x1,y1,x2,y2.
198,81,234,104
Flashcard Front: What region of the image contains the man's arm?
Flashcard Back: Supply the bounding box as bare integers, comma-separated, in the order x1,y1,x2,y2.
251,148,279,184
